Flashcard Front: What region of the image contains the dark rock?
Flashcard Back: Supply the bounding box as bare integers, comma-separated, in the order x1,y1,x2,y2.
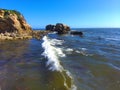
45,23,70,34
70,31,83,36
55,23,70,34
45,24,55,31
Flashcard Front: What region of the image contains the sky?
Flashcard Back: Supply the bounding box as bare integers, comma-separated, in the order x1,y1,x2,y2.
0,0,120,28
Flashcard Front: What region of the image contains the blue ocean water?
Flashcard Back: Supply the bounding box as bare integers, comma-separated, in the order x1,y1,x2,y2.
0,28,120,90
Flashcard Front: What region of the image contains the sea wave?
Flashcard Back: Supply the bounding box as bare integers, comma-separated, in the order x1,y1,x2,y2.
50,38,64,46
108,63,120,71
65,47,93,56
106,38,120,41
41,36,77,90
42,36,65,72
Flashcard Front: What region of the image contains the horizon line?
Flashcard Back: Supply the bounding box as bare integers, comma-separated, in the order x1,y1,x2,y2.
32,27,120,29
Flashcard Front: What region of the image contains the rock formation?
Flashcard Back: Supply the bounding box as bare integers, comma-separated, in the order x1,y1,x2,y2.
0,9,83,40
70,31,83,36
32,30,49,39
46,23,70,34
0,9,32,40
46,24,55,31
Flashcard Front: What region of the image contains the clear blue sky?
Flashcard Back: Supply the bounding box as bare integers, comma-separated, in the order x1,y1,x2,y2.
0,0,120,28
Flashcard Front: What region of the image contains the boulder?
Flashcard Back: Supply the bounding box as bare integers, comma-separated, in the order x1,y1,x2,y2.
45,23,70,34
55,23,70,34
70,31,83,36
45,24,55,31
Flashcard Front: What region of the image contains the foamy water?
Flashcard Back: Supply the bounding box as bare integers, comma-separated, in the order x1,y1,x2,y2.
106,38,120,41
65,47,93,56
42,36,65,72
1,28,120,90
42,36,77,90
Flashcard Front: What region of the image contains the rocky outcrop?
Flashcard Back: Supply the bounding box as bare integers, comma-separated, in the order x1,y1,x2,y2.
46,24,55,31
46,23,70,34
32,30,49,39
0,32,32,40
0,9,32,40
70,31,83,36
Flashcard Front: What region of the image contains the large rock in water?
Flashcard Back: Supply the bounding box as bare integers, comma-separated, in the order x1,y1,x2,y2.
0,9,32,35
46,23,70,34
45,24,55,31
70,31,83,36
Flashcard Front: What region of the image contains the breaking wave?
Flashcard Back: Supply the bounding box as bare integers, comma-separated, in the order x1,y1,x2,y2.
42,36,65,72
41,36,77,90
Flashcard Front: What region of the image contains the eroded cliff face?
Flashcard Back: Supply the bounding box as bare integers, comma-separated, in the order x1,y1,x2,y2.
0,9,32,35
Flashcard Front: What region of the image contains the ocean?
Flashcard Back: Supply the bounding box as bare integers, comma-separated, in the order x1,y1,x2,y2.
0,28,120,90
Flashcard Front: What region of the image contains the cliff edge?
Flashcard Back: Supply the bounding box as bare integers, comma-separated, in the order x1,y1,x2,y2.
0,9,32,40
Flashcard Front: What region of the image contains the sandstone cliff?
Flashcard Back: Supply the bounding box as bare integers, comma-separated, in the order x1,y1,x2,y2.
0,9,32,35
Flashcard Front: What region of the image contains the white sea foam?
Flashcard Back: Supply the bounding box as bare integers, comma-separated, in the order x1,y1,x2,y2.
50,38,64,45
42,36,65,72
108,63,120,71
60,70,77,90
48,32,57,34
42,36,77,90
65,47,93,57
66,48,74,52
75,50,81,53
66,71,77,90
81,48,87,51
106,38,120,41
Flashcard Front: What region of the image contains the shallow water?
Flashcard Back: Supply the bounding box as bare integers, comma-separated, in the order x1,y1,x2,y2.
0,28,120,90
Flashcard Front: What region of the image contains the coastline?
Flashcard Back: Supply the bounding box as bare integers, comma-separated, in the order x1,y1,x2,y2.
0,32,32,41
0,30,50,41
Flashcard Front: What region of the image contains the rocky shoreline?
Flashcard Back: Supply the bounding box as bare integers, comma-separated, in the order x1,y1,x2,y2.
0,32,32,40
0,30,50,41
0,9,83,41
0,9,32,41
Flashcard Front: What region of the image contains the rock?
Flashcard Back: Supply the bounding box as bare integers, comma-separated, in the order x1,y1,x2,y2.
55,23,70,34
0,9,32,35
45,23,70,34
32,30,49,39
0,32,33,41
70,31,83,36
0,10,4,18
46,24,55,31
0,9,34,40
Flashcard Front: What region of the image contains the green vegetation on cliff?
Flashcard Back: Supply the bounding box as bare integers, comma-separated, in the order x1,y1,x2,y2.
0,8,32,36
0,8,22,19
